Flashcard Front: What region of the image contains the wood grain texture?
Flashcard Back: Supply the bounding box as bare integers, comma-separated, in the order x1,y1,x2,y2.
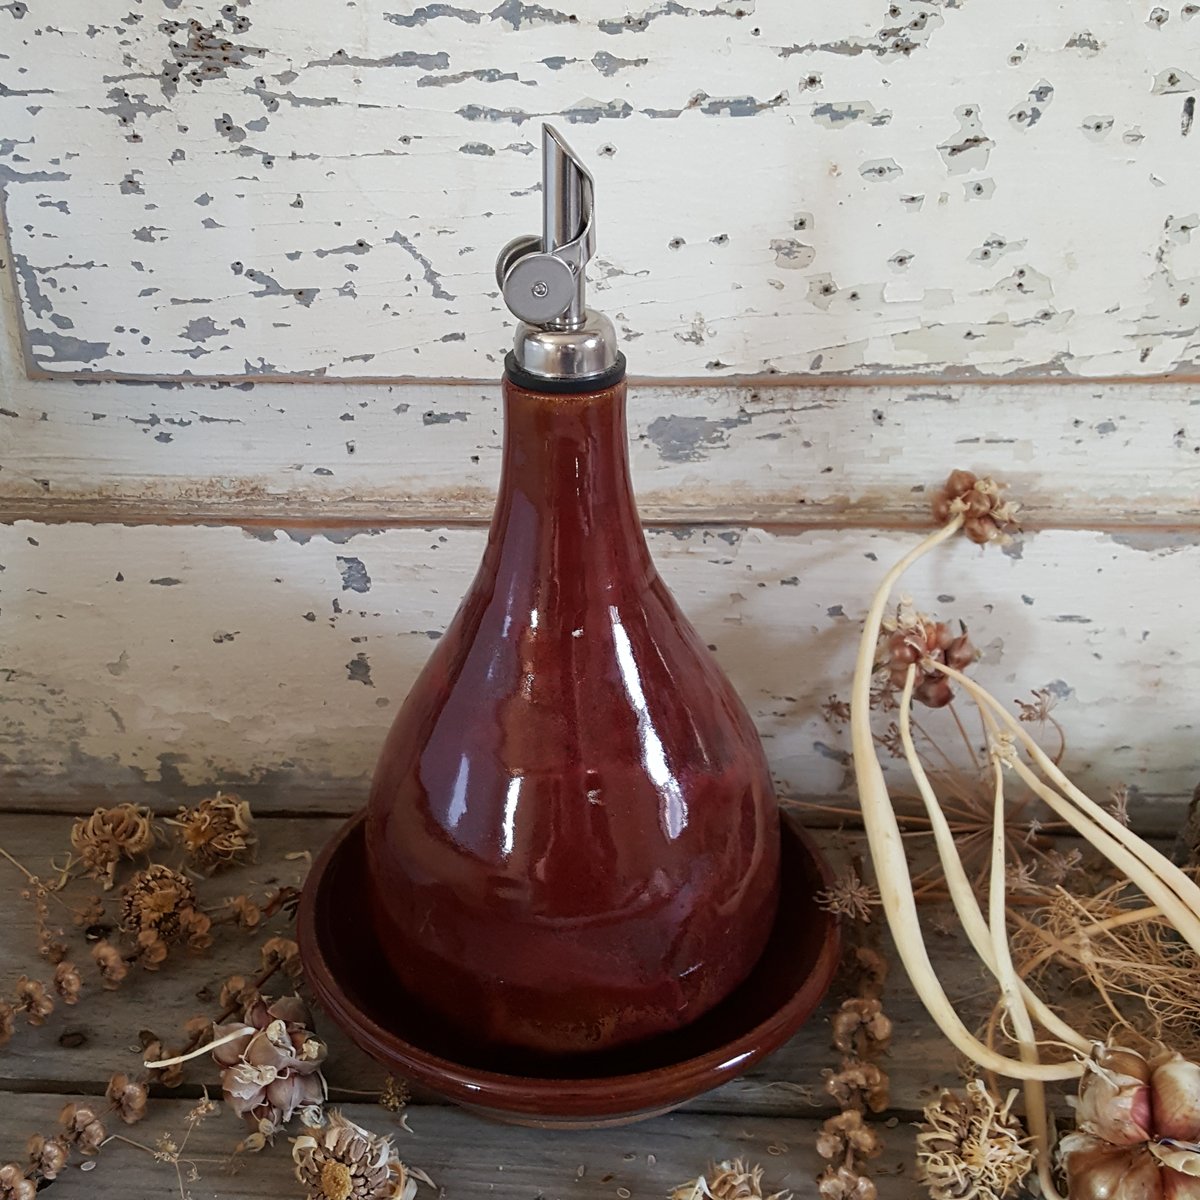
3,0,1200,380
0,1095,921,1199
2,520,1197,821
0,814,966,1117
6,241,1200,530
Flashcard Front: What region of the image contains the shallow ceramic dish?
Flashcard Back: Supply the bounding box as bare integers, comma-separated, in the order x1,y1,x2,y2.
298,810,839,1129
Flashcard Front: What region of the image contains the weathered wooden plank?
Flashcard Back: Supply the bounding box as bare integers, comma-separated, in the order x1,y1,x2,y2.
3,1,1200,380
0,1096,919,1200
1,521,1197,821
0,814,966,1117
5,262,1200,528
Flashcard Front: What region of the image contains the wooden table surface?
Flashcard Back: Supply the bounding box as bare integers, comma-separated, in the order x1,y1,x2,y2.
0,809,992,1199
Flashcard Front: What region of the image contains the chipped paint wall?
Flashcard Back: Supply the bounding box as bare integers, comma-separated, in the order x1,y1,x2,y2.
5,521,1200,821
2,1,1200,814
3,0,1200,379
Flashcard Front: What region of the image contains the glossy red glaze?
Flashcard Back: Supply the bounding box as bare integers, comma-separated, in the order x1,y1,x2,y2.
364,376,781,1056
300,810,839,1127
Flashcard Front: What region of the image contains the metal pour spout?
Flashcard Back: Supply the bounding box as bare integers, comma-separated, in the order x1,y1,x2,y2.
496,124,619,387
541,126,593,328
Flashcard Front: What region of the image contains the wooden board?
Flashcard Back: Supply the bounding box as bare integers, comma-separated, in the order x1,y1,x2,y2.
2,520,1197,823
4,0,1200,380
0,1095,922,1200
0,813,985,1117
5,249,1200,530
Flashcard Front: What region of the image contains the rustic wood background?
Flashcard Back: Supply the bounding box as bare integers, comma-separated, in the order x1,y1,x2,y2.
2,0,1199,815
2,1,1200,1195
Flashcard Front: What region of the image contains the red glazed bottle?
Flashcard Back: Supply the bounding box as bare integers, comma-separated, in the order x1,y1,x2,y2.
365,127,780,1057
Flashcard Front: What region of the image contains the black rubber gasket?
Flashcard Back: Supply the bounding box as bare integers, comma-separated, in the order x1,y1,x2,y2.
504,351,627,394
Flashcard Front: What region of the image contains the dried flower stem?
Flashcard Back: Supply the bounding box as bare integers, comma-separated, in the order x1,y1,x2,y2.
982,748,1060,1200
856,472,1200,1195
850,515,1080,1082
142,1026,255,1071
181,960,282,1055
0,846,74,914
933,660,1200,957
895,671,1090,1056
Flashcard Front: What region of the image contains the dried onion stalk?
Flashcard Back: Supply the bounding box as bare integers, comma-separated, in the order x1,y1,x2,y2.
850,472,1200,1200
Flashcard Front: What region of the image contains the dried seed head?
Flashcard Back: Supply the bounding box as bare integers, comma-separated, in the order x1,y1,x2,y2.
670,1159,791,1200
73,894,106,929
816,1111,882,1163
71,804,156,888
106,1072,149,1125
169,792,257,873
58,1103,106,1156
915,1080,1033,1200
53,961,83,1006
816,1164,877,1200
229,895,263,930
220,974,259,1012
14,977,53,1026
142,1037,185,1088
0,1163,36,1200
816,871,881,923
262,936,303,979
876,603,977,709
931,470,1021,546
135,930,169,970
824,1057,889,1114
379,1076,409,1113
120,864,199,944
182,908,213,952
0,1003,14,1048
292,1110,407,1200
26,1135,69,1181
831,998,893,1056
848,946,889,1002
91,940,128,990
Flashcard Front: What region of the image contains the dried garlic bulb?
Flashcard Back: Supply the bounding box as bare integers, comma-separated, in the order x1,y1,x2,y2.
1060,1045,1200,1200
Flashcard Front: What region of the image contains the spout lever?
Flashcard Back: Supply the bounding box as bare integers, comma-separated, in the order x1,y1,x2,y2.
497,124,594,328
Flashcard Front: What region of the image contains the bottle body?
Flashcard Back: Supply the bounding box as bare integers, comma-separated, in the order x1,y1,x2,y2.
365,377,780,1056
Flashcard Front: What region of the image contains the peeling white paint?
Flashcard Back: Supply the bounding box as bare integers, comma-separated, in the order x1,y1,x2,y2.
1,521,1198,807
3,234,1200,525
3,1,1200,379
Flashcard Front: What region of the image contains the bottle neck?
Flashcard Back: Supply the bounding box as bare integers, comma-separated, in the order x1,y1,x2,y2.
484,377,653,590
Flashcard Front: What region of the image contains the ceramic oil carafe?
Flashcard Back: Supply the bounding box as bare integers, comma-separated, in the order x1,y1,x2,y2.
365,126,781,1058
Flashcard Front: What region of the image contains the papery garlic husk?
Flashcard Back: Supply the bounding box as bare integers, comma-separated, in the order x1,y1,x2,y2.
1077,1046,1155,1146
1151,1054,1200,1144
1150,1140,1200,1179
1060,1133,1163,1200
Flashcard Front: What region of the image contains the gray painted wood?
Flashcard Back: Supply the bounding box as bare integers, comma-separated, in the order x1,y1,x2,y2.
4,2,1200,380
4,263,1200,530
0,1095,921,1199
2,521,1197,820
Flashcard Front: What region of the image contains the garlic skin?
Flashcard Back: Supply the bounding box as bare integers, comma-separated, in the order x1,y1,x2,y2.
1060,1134,1158,1200
1150,1054,1200,1144
1078,1048,1154,1147
1062,1048,1200,1200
